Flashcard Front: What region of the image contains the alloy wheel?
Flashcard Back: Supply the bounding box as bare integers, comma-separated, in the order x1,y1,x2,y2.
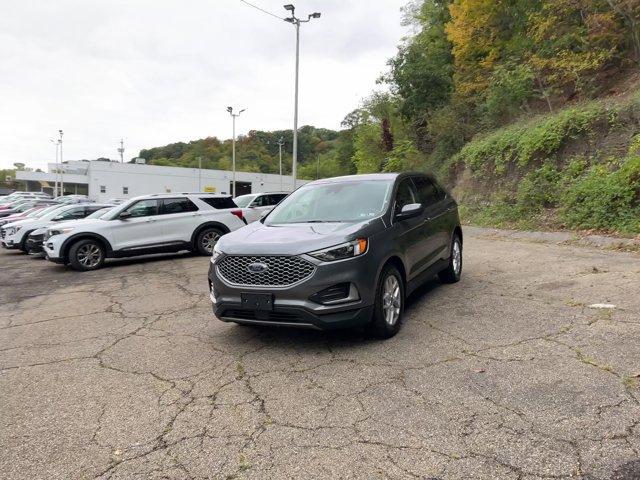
382,274,401,326
201,231,220,254
452,240,462,276
77,244,102,268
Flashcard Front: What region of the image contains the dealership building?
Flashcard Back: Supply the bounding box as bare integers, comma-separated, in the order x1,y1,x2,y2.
16,160,304,202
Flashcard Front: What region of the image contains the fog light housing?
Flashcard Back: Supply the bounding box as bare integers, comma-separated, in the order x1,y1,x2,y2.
309,283,360,305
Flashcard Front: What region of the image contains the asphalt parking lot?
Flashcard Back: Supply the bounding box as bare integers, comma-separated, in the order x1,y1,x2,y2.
1,227,639,480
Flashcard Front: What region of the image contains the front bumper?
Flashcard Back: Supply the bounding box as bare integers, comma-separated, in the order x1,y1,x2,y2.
208,253,379,330
1,240,18,249
26,235,44,254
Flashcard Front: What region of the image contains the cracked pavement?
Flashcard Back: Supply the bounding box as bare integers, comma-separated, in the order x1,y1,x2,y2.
1,227,639,479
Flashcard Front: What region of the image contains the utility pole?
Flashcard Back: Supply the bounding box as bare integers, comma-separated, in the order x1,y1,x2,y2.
49,138,60,196
316,153,320,179
197,156,202,191
118,138,125,163
277,136,284,191
226,106,245,197
58,130,64,196
283,4,321,190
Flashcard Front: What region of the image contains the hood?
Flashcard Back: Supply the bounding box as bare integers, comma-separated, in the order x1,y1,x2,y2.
218,218,385,256
50,218,107,231
4,218,54,230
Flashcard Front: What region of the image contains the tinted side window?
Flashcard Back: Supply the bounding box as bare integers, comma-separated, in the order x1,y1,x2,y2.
85,206,106,215
123,199,159,218
412,176,440,207
57,207,86,220
251,195,267,207
266,194,287,205
394,179,418,214
161,198,199,214
200,197,238,209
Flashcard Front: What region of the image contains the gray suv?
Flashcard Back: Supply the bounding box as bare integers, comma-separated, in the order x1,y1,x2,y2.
208,173,462,338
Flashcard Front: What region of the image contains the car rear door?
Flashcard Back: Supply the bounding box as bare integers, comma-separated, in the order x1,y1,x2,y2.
158,197,200,244
110,199,164,250
412,175,449,265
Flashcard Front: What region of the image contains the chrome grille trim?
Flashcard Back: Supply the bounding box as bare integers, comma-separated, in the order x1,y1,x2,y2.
217,255,316,287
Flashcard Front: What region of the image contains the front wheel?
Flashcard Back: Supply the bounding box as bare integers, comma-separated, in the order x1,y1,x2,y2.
195,227,224,256
438,234,462,284
68,239,105,271
367,264,405,339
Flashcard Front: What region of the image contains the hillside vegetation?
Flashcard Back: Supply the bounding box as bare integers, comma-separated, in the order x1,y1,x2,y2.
140,0,640,234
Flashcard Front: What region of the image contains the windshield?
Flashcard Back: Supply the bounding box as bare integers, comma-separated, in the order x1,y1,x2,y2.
86,207,114,219
33,204,64,218
233,195,256,208
265,180,393,225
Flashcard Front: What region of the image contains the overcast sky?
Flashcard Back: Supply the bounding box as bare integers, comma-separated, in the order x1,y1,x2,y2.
0,0,408,171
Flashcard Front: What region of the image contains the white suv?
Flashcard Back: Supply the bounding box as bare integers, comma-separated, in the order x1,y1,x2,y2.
233,192,288,223
1,203,111,252
43,193,248,271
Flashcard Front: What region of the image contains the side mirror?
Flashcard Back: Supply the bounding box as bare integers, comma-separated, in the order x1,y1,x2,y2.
52,216,63,222
118,211,132,220
396,203,423,220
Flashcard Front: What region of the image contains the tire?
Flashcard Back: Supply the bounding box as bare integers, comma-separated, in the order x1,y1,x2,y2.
18,231,34,253
367,264,405,339
438,234,462,284
195,227,225,256
68,239,106,271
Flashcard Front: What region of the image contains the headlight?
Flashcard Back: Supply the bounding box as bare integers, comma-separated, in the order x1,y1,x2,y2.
47,227,75,238
211,242,223,263
5,226,20,235
308,238,368,262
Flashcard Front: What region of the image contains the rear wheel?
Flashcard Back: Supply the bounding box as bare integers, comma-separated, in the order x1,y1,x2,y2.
68,239,105,271
367,264,405,339
438,234,462,284
196,227,224,256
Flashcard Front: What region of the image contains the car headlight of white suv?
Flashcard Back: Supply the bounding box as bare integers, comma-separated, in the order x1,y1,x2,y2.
5,226,21,236
47,227,75,239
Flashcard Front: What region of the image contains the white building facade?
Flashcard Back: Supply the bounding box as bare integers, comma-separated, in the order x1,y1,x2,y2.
17,160,306,202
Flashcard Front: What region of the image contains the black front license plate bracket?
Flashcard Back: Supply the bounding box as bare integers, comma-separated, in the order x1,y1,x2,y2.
240,293,274,311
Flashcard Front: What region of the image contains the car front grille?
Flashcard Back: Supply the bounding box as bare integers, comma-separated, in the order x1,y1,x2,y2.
217,255,315,287
29,234,44,243
224,309,303,323
0,228,5,239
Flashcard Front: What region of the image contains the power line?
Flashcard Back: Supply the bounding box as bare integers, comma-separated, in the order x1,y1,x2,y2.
238,0,285,21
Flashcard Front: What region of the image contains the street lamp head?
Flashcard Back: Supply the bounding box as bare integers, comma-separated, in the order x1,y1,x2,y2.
226,106,233,113
310,12,321,18
283,4,295,12
239,109,246,114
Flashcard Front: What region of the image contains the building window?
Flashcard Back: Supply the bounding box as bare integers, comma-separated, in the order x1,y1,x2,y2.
123,187,128,195
100,186,106,193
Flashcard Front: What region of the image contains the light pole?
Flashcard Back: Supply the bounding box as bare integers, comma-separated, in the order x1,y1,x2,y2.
277,136,284,191
197,156,202,191
118,138,125,163
226,106,245,197
49,139,60,196
58,130,64,196
283,4,321,190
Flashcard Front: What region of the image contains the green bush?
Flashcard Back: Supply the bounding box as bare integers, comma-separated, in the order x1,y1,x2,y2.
458,100,610,174
516,163,562,211
560,156,640,233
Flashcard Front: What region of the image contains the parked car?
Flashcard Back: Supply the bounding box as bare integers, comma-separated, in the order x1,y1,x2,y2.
42,193,249,271
26,206,116,255
0,199,59,218
1,203,111,253
0,206,49,227
209,173,463,339
0,193,51,208
233,192,288,223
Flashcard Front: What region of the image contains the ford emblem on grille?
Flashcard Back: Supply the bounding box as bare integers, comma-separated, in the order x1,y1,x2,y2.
247,262,269,273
